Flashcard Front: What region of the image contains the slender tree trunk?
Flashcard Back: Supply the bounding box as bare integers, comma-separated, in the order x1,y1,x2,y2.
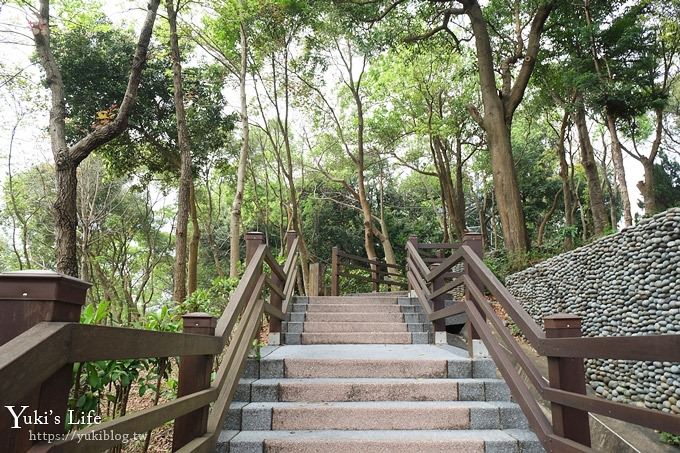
556,110,574,250
637,108,663,215
188,182,200,294
537,189,561,247
230,21,249,278
573,98,609,236
639,158,656,216
31,0,160,276
167,0,192,304
464,0,551,257
605,112,632,227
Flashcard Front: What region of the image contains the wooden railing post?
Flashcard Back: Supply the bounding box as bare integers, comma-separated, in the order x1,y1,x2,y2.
407,236,418,292
544,314,591,447
431,267,447,343
309,263,321,297
371,264,379,293
0,271,90,452
284,230,297,254
463,232,486,357
331,246,339,296
245,231,265,266
172,313,217,451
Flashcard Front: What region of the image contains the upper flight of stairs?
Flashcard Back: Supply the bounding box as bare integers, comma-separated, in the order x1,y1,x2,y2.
216,294,543,453
282,295,432,345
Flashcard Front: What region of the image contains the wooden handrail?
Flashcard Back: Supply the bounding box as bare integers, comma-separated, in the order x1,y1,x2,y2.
406,239,680,451
331,246,407,295
0,231,301,453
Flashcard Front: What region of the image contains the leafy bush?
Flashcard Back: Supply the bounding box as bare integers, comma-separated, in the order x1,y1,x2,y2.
180,276,239,317
660,431,680,446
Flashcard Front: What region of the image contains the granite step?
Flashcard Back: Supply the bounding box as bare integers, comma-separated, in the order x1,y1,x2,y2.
305,296,399,305
302,304,403,313
238,401,528,431
302,312,405,322
225,429,541,453
246,378,511,403
301,321,408,333
300,332,413,344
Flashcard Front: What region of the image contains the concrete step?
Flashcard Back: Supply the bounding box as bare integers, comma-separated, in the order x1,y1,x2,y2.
300,332,413,344
248,378,511,403
306,296,399,305
257,345,497,379
238,401,529,431
300,321,407,332
225,429,542,453
302,312,405,322
302,304,403,313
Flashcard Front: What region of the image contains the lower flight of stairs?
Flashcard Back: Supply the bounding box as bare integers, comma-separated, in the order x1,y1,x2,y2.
218,344,543,453
281,295,433,345
215,294,542,452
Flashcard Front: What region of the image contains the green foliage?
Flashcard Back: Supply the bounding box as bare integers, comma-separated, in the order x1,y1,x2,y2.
660,431,680,446
181,276,240,317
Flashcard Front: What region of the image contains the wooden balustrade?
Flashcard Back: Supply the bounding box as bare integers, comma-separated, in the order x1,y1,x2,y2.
406,238,680,452
330,247,407,296
0,231,301,453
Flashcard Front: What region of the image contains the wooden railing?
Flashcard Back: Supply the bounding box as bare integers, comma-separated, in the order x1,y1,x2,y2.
0,230,300,452
406,240,680,452
330,247,407,296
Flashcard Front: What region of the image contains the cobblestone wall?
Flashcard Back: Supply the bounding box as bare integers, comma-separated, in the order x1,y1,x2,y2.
506,209,680,415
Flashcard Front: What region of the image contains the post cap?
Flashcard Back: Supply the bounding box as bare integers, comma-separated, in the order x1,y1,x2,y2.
182,312,217,329
0,270,91,305
543,313,582,330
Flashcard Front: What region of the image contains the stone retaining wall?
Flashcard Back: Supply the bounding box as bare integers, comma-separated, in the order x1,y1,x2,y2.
506,208,680,415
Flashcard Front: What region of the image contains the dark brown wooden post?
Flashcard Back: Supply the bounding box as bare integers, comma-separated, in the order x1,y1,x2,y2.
285,230,297,254
308,263,321,297
431,265,446,339
544,314,591,447
331,246,339,296
371,263,379,293
463,232,485,356
407,236,418,291
172,313,216,451
0,271,90,452
245,232,265,265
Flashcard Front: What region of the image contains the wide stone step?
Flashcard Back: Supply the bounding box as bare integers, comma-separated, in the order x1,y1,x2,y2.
240,401,528,431
301,321,407,332
301,332,412,344
249,378,511,402
303,304,403,313
306,296,399,305
226,429,541,453
284,358,447,378
258,345,497,379
303,312,404,322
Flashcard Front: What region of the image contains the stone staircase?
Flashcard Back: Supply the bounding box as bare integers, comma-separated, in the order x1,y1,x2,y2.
282,295,432,345
217,294,543,452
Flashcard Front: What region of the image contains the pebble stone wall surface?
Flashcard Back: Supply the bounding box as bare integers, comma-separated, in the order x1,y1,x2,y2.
505,208,680,415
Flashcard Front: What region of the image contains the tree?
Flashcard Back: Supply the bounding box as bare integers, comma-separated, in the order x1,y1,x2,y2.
29,0,161,276
165,0,193,303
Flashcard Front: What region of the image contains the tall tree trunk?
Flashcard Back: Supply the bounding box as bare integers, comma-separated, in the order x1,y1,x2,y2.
638,157,656,216
463,0,551,258
556,110,574,250
167,0,192,304
536,189,561,247
637,108,663,215
31,0,160,276
573,98,609,236
230,21,249,278
188,182,200,294
605,112,632,227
